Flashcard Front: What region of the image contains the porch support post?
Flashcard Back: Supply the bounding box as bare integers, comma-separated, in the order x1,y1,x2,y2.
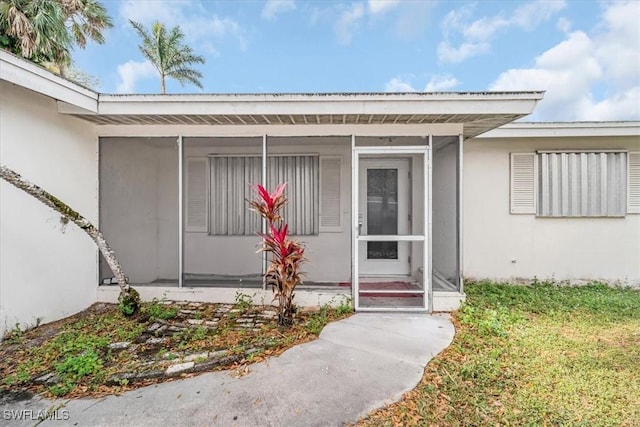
427,134,433,312
457,133,464,294
178,135,184,288
262,134,268,290
351,134,359,310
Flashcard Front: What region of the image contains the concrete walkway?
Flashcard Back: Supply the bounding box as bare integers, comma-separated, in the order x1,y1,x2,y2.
1,313,454,427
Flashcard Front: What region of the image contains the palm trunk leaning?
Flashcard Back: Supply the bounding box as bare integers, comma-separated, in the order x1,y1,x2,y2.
0,165,140,316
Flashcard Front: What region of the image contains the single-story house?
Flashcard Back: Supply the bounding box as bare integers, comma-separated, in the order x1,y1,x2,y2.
1,50,638,336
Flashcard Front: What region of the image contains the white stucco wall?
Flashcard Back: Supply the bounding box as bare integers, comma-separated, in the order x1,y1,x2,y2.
0,81,98,336
464,135,640,285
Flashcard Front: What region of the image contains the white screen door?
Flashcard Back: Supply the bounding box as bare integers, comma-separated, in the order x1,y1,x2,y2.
358,159,410,276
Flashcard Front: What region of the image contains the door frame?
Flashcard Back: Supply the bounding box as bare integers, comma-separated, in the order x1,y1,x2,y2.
358,158,411,276
351,137,431,312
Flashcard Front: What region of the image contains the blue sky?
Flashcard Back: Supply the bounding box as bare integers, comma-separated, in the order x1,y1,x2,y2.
71,0,639,121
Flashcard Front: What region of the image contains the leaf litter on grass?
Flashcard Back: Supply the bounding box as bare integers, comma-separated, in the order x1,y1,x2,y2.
358,282,640,427
0,300,352,399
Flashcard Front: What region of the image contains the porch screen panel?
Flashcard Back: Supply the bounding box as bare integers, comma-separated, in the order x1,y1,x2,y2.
211,155,318,235
210,157,262,235
267,155,319,235
538,152,627,217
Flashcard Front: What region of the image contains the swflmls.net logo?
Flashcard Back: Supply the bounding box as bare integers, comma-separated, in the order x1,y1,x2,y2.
3,409,70,421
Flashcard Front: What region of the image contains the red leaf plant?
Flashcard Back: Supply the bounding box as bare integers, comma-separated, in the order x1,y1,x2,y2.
249,183,306,326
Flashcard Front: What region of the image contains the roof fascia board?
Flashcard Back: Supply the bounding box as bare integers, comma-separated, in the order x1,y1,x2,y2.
96,122,464,138
479,121,640,138
98,92,544,102
0,50,98,113
94,96,542,117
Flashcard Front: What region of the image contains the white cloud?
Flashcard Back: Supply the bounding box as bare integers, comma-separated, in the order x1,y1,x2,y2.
120,1,248,52
116,60,156,93
424,74,460,91
385,77,415,92
439,1,567,63
556,17,571,33
261,0,296,20
327,0,433,44
368,0,400,15
490,1,640,121
119,0,186,26
581,86,640,121
510,0,567,30
437,41,490,64
385,74,460,92
335,3,365,45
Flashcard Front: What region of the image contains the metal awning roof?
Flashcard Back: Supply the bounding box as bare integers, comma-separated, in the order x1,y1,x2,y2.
59,92,544,138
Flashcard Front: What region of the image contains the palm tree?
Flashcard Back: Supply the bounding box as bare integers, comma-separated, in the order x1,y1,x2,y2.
0,0,112,72
129,20,205,94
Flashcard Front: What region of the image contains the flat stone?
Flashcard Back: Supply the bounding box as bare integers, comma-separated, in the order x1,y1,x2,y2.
190,354,242,372
106,372,136,385
187,319,204,325
145,337,167,345
259,312,277,317
33,372,57,384
108,341,131,350
183,352,209,362
237,323,254,328
154,325,169,335
167,326,186,333
146,323,163,333
204,320,218,326
179,309,196,315
166,362,195,375
235,318,254,323
190,360,221,373
188,302,202,307
133,370,165,381
209,350,231,359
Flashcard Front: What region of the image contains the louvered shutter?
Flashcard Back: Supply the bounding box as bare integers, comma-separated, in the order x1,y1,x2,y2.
185,158,208,232
539,152,627,217
629,152,640,214
319,156,342,231
510,153,537,214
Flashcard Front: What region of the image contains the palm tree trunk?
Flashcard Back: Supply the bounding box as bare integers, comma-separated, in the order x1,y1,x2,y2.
0,165,139,313
161,74,166,94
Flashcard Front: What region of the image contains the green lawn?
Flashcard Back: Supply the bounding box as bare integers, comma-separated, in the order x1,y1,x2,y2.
360,282,640,427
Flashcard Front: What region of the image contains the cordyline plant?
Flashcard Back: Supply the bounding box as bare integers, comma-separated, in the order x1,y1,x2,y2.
249,183,306,327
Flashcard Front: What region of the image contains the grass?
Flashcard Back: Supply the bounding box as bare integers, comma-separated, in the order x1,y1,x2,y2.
0,298,353,398
359,281,640,427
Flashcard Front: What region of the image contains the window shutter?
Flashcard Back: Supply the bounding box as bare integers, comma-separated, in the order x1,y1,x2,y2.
320,156,342,231
629,152,640,214
510,153,537,214
185,158,208,232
